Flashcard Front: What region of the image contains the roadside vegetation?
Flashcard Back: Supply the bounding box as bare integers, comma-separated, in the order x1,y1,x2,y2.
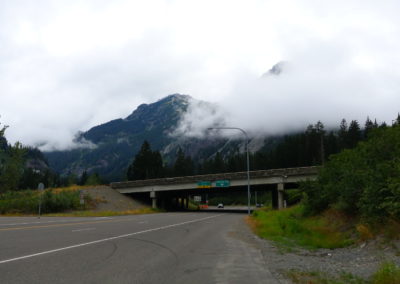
302,125,400,223
0,185,158,216
46,207,160,217
251,121,400,248
286,261,400,284
0,186,92,215
251,119,400,283
250,205,353,250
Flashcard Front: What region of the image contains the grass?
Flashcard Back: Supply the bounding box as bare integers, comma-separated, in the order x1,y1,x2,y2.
250,204,353,249
286,269,366,284
0,188,88,214
0,185,157,217
371,262,400,284
286,262,400,284
44,207,161,217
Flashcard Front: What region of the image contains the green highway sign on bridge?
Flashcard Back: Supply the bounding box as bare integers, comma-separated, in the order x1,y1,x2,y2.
197,181,212,188
197,180,230,188
214,180,230,187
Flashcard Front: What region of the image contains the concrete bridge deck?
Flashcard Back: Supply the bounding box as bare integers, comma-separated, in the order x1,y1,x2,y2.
110,166,320,210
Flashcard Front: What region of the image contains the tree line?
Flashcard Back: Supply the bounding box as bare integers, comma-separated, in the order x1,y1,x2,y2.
0,121,104,192
126,116,391,180
302,115,400,222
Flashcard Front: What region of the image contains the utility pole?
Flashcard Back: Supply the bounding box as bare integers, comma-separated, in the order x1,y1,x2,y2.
208,127,251,215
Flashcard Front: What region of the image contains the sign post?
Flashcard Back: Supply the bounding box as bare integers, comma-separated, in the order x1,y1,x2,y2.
37,183,45,219
79,190,85,205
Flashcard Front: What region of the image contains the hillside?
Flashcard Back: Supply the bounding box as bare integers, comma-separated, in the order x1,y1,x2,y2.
44,94,249,181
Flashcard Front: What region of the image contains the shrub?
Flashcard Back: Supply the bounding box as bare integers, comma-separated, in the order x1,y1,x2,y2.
251,205,352,249
371,262,400,284
301,126,400,222
0,188,85,214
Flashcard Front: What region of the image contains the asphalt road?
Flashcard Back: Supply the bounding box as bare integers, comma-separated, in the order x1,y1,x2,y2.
0,213,278,284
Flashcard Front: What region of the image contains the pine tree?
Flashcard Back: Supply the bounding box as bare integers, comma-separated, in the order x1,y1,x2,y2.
85,173,102,185
338,119,348,149
393,113,400,126
364,117,374,139
79,170,88,185
315,121,325,164
0,142,26,192
213,152,226,173
172,148,194,177
348,120,362,148
127,141,164,180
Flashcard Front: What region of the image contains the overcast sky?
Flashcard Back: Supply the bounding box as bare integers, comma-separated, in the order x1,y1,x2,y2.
1,0,399,150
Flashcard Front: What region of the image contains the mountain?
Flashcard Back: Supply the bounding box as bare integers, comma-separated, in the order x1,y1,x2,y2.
261,61,287,77
44,94,237,181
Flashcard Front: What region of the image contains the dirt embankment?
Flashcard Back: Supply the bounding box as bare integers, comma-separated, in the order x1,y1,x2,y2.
82,186,149,212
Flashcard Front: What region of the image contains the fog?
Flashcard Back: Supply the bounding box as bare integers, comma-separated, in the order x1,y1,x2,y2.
0,0,399,149
176,43,400,138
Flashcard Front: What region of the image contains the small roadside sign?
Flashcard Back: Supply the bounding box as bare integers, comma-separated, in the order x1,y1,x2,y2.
37,183,45,218
79,190,84,205
197,181,212,188
193,196,201,202
214,180,230,187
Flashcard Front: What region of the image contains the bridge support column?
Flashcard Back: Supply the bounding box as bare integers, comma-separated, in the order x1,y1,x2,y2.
185,196,189,209
277,183,284,210
150,191,157,209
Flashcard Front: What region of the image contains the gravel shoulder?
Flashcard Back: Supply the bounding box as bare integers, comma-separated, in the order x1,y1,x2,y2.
234,216,400,283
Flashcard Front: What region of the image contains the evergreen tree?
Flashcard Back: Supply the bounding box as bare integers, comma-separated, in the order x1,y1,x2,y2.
127,141,164,180
79,170,88,185
325,131,338,158
66,172,78,186
85,173,102,185
315,121,325,164
302,125,400,220
173,148,194,177
393,113,400,126
151,150,164,178
347,120,361,148
364,117,375,139
213,152,226,173
0,122,8,151
0,142,26,192
338,119,348,149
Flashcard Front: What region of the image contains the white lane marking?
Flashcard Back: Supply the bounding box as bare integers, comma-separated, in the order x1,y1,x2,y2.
72,228,96,232
0,217,112,227
0,214,221,264
138,221,148,224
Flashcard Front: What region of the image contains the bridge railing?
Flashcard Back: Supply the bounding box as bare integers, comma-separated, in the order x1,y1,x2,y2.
110,166,320,189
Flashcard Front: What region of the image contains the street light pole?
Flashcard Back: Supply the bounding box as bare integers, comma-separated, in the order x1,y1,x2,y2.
207,127,251,215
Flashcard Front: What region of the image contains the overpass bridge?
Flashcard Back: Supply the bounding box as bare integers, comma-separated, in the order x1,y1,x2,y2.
110,166,319,210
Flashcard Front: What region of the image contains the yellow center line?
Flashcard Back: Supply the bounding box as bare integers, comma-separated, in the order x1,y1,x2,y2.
0,218,133,232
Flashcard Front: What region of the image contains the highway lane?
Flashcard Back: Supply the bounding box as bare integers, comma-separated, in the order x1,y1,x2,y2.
0,213,278,284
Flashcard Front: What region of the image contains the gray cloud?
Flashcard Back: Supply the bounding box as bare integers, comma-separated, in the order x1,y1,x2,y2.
0,0,399,148
178,46,400,138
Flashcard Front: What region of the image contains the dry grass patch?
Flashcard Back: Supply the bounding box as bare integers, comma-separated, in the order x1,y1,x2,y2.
45,207,160,217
